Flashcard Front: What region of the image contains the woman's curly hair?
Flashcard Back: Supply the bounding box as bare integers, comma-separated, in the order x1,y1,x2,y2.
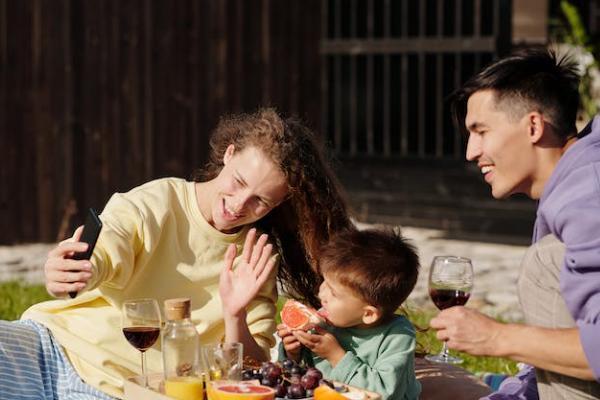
192,108,352,307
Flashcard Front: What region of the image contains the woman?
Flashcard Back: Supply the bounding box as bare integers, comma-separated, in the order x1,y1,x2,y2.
1,108,351,399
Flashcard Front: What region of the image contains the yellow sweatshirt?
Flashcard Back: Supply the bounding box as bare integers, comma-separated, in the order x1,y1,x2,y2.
23,178,278,398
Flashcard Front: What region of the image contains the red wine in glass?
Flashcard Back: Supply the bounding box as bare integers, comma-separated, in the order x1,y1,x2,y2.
429,288,470,310
122,299,161,387
426,256,474,364
122,326,160,352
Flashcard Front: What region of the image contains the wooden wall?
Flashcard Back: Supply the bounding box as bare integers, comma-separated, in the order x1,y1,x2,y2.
0,0,322,244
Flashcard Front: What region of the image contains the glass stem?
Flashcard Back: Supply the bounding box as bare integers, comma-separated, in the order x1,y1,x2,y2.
441,341,450,360
141,350,147,387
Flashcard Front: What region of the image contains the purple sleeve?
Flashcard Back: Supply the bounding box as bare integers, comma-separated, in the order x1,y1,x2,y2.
554,163,600,380
481,365,539,400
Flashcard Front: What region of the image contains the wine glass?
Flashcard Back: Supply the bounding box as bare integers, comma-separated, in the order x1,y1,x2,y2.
122,298,161,387
426,256,474,364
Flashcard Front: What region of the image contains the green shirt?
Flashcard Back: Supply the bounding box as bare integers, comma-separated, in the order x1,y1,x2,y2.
282,315,421,400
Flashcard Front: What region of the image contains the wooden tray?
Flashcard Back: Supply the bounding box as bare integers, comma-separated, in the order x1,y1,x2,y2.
123,374,171,400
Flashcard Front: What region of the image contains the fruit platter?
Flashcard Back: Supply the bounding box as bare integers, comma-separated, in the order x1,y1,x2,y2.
241,358,380,400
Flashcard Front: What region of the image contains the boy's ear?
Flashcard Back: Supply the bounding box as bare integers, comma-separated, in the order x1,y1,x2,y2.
361,305,382,325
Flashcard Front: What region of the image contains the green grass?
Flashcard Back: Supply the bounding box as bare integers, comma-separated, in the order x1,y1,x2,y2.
0,280,52,320
405,306,519,376
276,296,287,325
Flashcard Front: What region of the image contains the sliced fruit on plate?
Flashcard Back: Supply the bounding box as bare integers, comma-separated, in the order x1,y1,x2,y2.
207,381,275,400
280,299,326,331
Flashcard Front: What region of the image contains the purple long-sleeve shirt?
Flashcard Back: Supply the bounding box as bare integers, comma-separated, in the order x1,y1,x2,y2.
484,116,600,400
534,115,600,379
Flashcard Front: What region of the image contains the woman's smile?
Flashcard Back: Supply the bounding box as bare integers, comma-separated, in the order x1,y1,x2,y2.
221,198,243,221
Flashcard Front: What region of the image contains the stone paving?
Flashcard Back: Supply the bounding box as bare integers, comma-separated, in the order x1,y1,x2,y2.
393,226,527,322
0,225,529,322
0,243,50,285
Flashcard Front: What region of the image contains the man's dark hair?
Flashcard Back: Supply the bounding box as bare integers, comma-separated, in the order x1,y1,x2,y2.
319,228,419,318
450,47,581,140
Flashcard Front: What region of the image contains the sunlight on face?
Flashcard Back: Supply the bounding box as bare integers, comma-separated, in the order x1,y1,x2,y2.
465,90,538,199
209,145,288,233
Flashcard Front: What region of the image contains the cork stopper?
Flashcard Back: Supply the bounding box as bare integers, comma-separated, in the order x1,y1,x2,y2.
164,298,191,321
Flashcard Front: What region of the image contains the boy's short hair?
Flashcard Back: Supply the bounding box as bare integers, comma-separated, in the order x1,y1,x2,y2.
450,47,580,140
319,228,419,318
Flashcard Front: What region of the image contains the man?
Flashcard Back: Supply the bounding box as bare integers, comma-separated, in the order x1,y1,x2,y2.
430,47,600,399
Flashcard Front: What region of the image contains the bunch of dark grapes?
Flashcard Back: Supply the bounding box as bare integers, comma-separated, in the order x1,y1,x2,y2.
242,359,334,399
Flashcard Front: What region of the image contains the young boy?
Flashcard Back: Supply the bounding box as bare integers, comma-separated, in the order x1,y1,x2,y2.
277,228,421,400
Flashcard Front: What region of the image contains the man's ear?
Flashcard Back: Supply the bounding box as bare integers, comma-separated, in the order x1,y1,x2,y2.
527,112,545,144
361,305,382,326
223,144,235,165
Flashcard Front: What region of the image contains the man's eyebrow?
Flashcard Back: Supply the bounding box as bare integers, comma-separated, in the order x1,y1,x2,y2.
467,121,487,132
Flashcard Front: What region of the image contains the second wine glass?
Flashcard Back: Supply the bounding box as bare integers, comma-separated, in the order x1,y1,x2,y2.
426,256,474,364
122,298,161,387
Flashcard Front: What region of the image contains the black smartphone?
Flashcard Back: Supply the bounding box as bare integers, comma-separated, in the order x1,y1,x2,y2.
68,208,103,298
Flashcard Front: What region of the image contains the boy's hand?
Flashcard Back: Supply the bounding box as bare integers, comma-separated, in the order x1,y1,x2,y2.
276,323,302,362
293,327,345,367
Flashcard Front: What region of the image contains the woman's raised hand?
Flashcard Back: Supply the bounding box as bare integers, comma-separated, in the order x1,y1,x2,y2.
219,228,277,318
44,226,94,298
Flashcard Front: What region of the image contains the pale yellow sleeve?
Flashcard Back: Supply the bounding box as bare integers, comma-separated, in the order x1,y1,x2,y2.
245,255,279,356
86,193,146,291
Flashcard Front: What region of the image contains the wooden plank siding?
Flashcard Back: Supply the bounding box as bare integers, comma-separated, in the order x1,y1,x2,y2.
1,0,321,244
321,0,512,160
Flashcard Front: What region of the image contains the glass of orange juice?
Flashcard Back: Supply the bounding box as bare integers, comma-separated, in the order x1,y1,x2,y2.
164,375,204,400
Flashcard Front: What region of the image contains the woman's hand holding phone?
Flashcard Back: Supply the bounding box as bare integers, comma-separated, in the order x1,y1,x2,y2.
44,226,93,298
44,209,102,298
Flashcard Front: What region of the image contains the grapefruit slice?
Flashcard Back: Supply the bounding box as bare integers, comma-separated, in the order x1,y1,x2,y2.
207,381,275,400
280,299,325,330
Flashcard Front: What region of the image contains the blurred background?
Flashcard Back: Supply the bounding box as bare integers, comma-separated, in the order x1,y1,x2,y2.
2,0,599,245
